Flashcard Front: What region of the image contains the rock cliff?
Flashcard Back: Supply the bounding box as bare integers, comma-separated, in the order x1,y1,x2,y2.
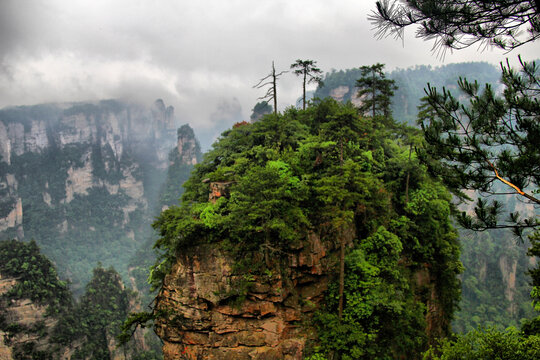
0,99,200,292
150,99,463,359
0,274,68,359
155,233,332,360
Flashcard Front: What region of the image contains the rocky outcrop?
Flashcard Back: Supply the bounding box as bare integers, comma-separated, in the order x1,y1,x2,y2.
0,275,65,359
499,255,518,314
0,99,177,235
176,136,198,166
0,99,176,167
0,122,11,165
329,86,362,108
0,198,22,233
0,99,195,294
0,171,23,235
64,157,94,203
155,233,332,360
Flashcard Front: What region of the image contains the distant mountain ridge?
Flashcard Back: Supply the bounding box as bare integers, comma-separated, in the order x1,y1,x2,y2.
315,61,501,126
0,99,201,294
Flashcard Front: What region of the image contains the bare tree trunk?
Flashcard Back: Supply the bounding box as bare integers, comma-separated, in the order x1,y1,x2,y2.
302,71,307,110
272,61,277,115
405,144,412,204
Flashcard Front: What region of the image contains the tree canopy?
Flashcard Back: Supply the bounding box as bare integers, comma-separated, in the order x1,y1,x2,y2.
418,57,539,236
151,98,462,358
356,63,398,119
369,0,540,354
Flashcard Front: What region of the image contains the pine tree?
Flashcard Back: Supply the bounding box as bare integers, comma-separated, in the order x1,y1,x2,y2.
355,63,397,119
290,59,323,110
370,0,540,54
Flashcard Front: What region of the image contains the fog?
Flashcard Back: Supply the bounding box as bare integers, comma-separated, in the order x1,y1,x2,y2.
1,0,538,148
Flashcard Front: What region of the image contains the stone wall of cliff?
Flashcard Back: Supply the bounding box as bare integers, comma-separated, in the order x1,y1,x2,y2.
155,232,333,360
0,274,70,359
0,99,200,293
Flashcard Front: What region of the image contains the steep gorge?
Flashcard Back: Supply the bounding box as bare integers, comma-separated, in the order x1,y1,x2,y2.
0,99,200,293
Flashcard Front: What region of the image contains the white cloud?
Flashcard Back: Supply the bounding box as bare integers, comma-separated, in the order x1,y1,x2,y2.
0,0,538,149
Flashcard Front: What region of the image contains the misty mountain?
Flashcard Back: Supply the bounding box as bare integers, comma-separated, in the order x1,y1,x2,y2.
0,99,201,294
315,61,501,126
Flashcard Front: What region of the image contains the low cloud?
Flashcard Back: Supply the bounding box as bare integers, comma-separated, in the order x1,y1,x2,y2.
1,0,537,148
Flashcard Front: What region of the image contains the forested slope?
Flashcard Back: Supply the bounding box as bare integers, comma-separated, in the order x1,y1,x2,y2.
314,62,535,332
151,99,462,359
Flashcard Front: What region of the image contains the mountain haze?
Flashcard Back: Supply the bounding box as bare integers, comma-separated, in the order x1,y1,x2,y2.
0,99,201,294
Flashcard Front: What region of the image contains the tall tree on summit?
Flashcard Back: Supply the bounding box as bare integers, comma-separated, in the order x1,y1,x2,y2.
356,63,397,119
291,59,323,110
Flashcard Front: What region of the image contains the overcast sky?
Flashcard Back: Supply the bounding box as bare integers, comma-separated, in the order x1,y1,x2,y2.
1,0,538,148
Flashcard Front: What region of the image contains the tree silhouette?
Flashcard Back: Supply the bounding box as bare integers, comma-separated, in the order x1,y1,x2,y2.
356,63,397,118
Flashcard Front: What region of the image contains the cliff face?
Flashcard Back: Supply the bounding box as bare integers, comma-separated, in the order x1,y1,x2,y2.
155,233,332,360
0,99,200,292
0,99,176,234
453,191,536,330
0,274,68,359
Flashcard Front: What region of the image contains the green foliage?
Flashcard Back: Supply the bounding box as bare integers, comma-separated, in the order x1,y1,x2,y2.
425,327,540,360
152,96,461,357
53,265,133,359
313,226,427,359
453,228,534,333
371,0,540,52
418,57,539,235
0,239,72,313
291,59,323,110
159,126,201,207
0,102,194,299
356,63,397,119
118,311,155,345
250,101,273,121
314,62,501,126
3,140,139,293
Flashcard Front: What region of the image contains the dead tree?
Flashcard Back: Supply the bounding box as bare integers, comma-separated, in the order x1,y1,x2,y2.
253,61,287,115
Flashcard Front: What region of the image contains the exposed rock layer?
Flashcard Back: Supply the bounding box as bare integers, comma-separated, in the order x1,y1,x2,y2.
0,274,65,359
155,233,332,360
0,99,202,292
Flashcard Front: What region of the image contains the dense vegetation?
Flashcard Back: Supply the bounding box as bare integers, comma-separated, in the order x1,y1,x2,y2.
370,2,540,358
313,61,537,333
0,239,71,313
151,97,462,358
0,239,159,359
0,240,72,359
1,58,535,358
425,327,540,360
